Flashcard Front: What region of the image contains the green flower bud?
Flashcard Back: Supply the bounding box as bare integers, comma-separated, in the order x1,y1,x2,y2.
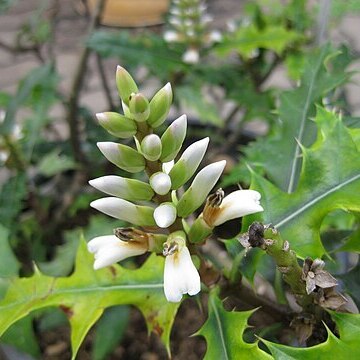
128,93,150,122
169,137,209,189
177,160,226,217
160,114,187,162
91,197,155,227
188,216,213,244
147,83,173,128
116,65,138,105
97,142,145,173
141,134,162,161
89,175,154,201
96,112,137,138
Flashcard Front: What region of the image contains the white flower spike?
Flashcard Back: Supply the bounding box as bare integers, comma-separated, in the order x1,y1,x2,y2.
163,232,201,302
87,235,147,270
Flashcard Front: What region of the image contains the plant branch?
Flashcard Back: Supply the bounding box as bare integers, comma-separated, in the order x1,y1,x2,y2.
65,0,106,165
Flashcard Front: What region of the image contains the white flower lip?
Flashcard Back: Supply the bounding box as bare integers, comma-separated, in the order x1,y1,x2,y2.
87,235,147,270
213,189,264,226
154,203,177,228
164,246,201,302
150,172,172,195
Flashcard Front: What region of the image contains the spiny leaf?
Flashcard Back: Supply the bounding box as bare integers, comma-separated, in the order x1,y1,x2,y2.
196,290,271,359
262,312,360,358
232,44,353,191
0,239,180,359
250,107,360,258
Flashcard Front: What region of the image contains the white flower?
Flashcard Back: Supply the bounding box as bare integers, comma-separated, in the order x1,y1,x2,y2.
182,48,200,64
164,245,200,302
203,189,264,227
150,172,172,195
87,235,147,270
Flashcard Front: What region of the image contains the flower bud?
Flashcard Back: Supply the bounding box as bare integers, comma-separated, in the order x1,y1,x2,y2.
97,142,145,173
147,83,173,128
128,93,150,122
182,48,200,64
177,160,226,217
89,175,154,201
150,172,172,195
153,202,177,228
160,114,187,162
169,137,209,189
116,65,138,105
96,112,137,138
140,134,162,161
91,197,155,227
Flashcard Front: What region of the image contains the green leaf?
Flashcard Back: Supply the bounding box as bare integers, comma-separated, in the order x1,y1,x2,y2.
176,85,223,126
0,224,20,277
262,312,360,358
92,306,130,360
197,290,271,359
38,149,77,177
0,239,180,359
217,24,302,58
242,44,352,192
0,173,27,229
250,107,360,258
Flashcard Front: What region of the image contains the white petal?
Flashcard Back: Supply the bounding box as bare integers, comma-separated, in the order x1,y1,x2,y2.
182,48,200,64
162,160,174,174
154,203,177,228
89,176,128,197
87,235,120,253
213,190,264,226
164,246,201,302
150,172,172,195
164,30,179,42
93,241,147,270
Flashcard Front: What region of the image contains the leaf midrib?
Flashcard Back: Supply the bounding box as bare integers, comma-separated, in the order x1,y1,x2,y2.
210,296,229,360
275,172,360,228
0,283,164,311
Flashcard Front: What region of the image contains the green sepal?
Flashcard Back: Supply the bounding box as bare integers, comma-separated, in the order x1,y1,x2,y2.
116,66,138,105
188,216,213,244
147,83,173,128
97,112,137,138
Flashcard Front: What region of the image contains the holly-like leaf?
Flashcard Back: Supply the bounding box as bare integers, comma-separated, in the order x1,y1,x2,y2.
262,312,360,358
217,25,302,58
250,107,360,258
196,290,271,359
228,44,353,191
0,239,180,359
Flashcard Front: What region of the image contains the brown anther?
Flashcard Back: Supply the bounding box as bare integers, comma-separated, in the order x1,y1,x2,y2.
163,242,178,256
114,227,149,243
202,188,225,226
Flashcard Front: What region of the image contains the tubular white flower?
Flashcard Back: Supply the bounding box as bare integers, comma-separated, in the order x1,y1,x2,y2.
90,197,155,226
164,245,201,302
182,48,200,64
154,202,177,228
212,190,264,226
150,172,172,195
88,235,147,270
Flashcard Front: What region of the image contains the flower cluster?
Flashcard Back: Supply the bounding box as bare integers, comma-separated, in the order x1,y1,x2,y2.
163,0,222,64
88,66,263,302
